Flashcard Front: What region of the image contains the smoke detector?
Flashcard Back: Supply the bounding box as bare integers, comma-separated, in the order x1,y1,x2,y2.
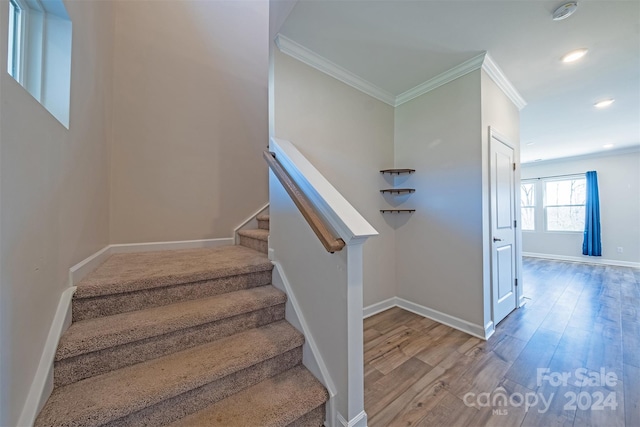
553,2,579,20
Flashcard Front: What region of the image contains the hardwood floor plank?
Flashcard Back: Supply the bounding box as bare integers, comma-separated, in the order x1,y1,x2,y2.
504,328,562,390
623,364,640,426
521,382,579,427
413,391,480,427
622,320,640,368
364,357,433,418
573,381,626,427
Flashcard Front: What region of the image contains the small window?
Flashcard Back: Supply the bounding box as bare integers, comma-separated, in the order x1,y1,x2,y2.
544,178,586,232
7,0,23,80
5,0,72,128
521,182,535,231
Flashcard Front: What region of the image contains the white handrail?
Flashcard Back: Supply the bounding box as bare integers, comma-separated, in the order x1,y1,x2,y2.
270,137,378,244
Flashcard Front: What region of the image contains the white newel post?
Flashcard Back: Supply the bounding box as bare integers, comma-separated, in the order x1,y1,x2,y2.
346,241,367,427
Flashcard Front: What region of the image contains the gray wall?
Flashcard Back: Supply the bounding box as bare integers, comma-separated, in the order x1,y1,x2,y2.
0,2,115,424
273,49,397,307
394,71,485,327
522,150,640,264
110,0,269,243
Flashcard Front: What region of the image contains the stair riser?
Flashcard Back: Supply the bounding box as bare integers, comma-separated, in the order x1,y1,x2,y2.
104,347,303,427
258,219,270,230
288,404,326,427
73,270,273,321
239,235,268,254
55,304,286,387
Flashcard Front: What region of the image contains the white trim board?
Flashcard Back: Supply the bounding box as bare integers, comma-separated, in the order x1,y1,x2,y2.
362,297,489,340
233,202,269,244
275,34,396,106
523,252,640,269
17,286,75,427
336,410,367,427
274,34,527,110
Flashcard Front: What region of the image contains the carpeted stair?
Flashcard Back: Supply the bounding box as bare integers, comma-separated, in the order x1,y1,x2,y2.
36,214,329,426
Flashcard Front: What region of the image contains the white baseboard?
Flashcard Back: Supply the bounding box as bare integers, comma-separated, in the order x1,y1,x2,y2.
363,297,488,340
484,321,495,340
69,245,112,287
363,297,396,319
523,252,640,269
336,410,367,427
233,203,269,244
17,286,75,427
271,261,338,427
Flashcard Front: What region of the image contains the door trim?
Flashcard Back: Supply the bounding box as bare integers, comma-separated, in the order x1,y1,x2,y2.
488,127,521,323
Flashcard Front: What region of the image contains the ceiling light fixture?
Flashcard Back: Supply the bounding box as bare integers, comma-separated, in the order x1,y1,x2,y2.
526,142,535,146
552,2,579,20
594,99,615,108
603,144,614,149
561,48,588,63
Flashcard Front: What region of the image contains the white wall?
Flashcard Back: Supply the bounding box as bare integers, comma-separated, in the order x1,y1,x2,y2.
394,70,485,327
0,1,114,424
522,149,640,265
272,49,396,307
110,0,269,243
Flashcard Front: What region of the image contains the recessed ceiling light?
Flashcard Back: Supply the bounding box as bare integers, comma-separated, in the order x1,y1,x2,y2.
603,144,614,149
526,142,535,146
594,99,615,108
552,2,579,20
534,159,543,162
561,48,588,63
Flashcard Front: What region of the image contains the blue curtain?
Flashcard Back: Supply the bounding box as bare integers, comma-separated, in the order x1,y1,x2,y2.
582,171,602,256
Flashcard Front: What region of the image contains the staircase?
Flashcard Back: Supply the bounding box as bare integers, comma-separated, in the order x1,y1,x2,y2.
36,214,329,426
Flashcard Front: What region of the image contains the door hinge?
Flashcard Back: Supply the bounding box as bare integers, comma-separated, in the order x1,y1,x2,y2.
515,278,518,287
513,162,516,171
514,220,517,228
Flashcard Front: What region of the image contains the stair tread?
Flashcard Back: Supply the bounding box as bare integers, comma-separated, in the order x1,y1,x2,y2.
75,245,271,299
57,285,286,360
256,214,270,221
238,228,269,241
36,321,303,427
168,365,328,427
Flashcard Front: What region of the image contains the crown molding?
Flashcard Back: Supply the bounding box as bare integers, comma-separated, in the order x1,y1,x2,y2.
522,144,640,166
481,53,527,110
274,34,396,106
394,52,487,106
275,34,527,110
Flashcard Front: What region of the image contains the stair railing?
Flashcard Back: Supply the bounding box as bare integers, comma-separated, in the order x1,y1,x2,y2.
266,137,377,427
264,151,345,253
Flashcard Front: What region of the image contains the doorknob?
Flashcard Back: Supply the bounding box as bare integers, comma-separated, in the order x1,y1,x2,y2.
493,237,503,242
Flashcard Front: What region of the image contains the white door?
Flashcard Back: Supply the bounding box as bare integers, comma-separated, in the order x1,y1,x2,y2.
490,130,517,325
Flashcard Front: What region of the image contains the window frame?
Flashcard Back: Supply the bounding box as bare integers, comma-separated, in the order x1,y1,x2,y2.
520,180,536,232
543,176,586,233
7,0,26,83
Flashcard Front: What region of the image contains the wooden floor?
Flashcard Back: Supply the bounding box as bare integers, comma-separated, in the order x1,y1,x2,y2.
364,258,639,427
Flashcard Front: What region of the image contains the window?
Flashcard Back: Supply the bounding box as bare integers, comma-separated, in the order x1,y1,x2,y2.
5,0,72,128
7,0,22,80
520,182,535,230
544,178,586,232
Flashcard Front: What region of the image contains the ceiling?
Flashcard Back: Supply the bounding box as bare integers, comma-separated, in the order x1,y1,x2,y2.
278,0,640,163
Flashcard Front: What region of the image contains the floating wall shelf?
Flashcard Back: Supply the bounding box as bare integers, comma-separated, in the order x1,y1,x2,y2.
380,168,415,175
380,168,416,213
380,209,416,214
380,188,415,194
